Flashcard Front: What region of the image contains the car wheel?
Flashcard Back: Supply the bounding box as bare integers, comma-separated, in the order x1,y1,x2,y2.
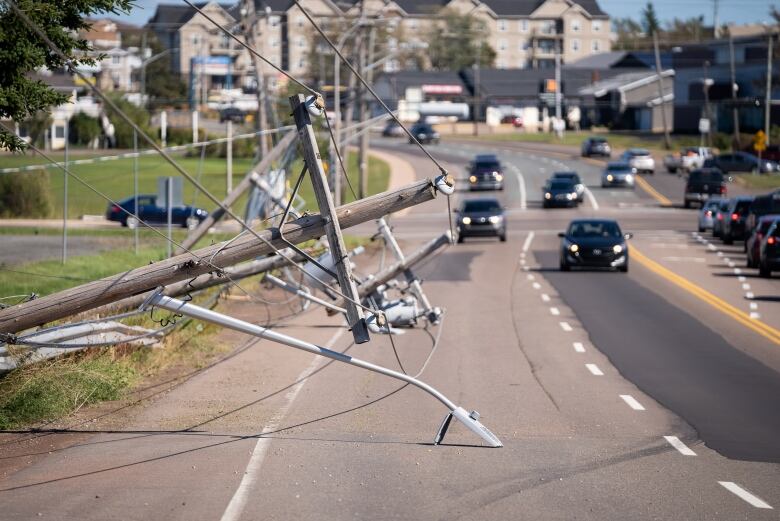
457,234,464,244
125,216,138,229
619,263,628,273
499,233,507,242
759,263,771,277
698,225,705,232
684,201,690,209
668,168,677,174
185,216,200,230
560,261,570,271
723,235,733,245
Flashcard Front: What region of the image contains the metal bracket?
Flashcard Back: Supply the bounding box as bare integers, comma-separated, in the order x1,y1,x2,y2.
149,293,502,448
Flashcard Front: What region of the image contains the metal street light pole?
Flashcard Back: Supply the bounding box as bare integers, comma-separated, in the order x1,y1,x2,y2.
765,30,773,147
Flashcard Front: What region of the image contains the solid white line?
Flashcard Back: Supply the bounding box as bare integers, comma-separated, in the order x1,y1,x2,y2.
522,230,535,252
509,164,527,210
583,186,600,210
619,394,646,410
220,329,345,521
527,274,535,281
586,363,603,376
532,282,541,290
559,322,573,332
541,293,551,302
573,342,585,353
742,283,751,290
663,436,697,456
719,482,773,509
550,307,560,315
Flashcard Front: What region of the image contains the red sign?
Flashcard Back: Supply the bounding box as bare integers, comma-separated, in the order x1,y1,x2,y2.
422,84,463,95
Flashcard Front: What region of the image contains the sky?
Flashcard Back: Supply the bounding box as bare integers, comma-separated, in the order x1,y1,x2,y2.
118,0,779,27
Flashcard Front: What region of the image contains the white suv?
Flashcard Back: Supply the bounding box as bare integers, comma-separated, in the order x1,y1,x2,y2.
621,149,655,174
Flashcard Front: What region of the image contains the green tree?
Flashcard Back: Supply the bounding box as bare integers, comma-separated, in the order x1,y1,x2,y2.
68,112,100,146
641,2,661,36
123,30,188,106
665,16,710,42
612,17,645,50
426,9,496,71
0,0,132,152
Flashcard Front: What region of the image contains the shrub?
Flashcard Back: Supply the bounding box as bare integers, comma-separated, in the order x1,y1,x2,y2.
107,95,154,149
69,112,101,146
0,169,52,218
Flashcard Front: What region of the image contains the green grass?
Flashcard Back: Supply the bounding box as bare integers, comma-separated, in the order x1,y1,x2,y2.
459,131,704,151
732,173,780,190
0,150,390,219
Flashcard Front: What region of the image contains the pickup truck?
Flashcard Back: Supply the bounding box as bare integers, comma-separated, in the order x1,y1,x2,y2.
684,168,727,208
664,147,714,173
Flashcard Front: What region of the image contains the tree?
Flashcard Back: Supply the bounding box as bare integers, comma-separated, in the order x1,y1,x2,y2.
641,2,661,36
426,9,496,71
0,0,132,152
123,30,188,106
612,17,645,50
665,16,710,43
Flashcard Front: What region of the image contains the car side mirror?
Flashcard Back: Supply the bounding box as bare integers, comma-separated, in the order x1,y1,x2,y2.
624,233,633,240
557,232,565,237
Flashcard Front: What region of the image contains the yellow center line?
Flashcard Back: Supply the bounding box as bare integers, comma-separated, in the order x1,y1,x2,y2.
631,246,780,345
634,175,673,207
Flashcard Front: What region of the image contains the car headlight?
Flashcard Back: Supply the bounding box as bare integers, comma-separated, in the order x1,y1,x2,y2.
569,244,579,253
469,175,477,183
495,174,503,182
625,174,634,182
613,244,624,254
606,174,614,181
545,192,552,199
565,193,573,200
461,216,472,225
571,192,578,199
489,215,501,224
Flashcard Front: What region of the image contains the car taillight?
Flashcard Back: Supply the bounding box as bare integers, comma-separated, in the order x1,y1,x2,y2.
720,186,727,194
768,237,776,245
706,210,712,216
110,205,120,213
717,213,723,220
731,213,739,221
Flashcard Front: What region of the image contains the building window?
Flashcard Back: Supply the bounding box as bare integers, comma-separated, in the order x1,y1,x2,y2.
191,34,200,45
270,38,279,48
540,20,556,35
297,36,306,48
592,20,602,32
520,19,528,32
520,40,530,51
298,58,306,69
54,125,65,139
498,39,507,51
498,19,507,31
592,39,601,52
297,16,305,27
221,33,230,48
570,19,581,32
269,15,280,27
572,39,580,52
112,55,120,64
408,19,418,30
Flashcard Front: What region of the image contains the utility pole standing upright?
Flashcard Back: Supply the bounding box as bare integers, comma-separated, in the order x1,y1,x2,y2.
241,0,269,157
473,38,482,136
766,31,773,147
554,39,562,138
729,32,741,150
653,31,672,149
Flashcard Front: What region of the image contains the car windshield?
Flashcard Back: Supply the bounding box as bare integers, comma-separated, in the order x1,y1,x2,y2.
549,180,575,189
590,137,607,143
607,164,631,172
567,221,622,238
413,124,432,131
554,173,578,181
734,200,753,214
690,171,724,182
474,161,500,170
629,149,650,156
705,200,721,210
463,200,501,213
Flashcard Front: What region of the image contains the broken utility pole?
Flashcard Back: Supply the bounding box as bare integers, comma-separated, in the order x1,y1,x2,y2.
289,93,369,344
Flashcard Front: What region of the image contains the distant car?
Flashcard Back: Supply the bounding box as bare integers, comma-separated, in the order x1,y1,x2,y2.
746,214,780,268
552,171,585,200
456,198,506,243
409,122,439,144
698,198,722,232
106,195,208,229
467,154,505,191
758,219,780,277
601,162,635,188
712,198,731,238
559,219,631,272
543,178,580,208
219,107,245,124
709,152,778,174
382,121,405,137
620,148,655,174
684,168,727,208
581,137,611,157
664,147,714,174
501,115,523,127
720,196,754,244
745,189,780,232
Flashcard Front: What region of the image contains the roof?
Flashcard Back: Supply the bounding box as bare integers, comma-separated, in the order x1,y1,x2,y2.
567,51,672,70
578,70,673,97
461,67,612,98
29,72,77,93
147,2,235,29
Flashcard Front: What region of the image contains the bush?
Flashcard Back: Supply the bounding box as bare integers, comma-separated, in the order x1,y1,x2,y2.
107,95,154,149
0,169,52,218
69,112,101,146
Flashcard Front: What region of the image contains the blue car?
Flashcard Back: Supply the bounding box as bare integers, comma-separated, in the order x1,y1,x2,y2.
106,194,208,229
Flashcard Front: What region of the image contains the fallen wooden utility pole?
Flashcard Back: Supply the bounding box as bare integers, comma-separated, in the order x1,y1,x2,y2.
177,130,296,254
93,250,306,315
328,231,451,314
0,179,438,335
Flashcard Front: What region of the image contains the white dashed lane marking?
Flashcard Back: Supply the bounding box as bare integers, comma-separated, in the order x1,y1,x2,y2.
559,322,573,332
586,364,604,376
550,307,560,316
663,436,697,456
719,482,774,509
532,282,541,290
573,342,585,353
541,293,551,302
619,394,646,411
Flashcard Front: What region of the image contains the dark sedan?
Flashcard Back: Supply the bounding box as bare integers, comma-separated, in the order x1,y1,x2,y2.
709,152,778,174
559,219,631,272
581,137,611,157
456,198,506,243
759,219,780,277
467,154,504,191
747,214,780,268
409,123,440,144
543,178,580,208
720,196,754,244
106,195,208,229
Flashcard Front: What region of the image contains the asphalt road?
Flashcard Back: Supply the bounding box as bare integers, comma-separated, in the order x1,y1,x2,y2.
1,136,778,520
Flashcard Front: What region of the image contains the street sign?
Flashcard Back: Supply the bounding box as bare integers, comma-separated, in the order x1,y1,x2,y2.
698,118,710,134
753,130,767,152
156,177,183,208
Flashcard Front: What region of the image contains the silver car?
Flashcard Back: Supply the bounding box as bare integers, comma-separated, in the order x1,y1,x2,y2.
621,148,656,174
698,198,721,232
602,162,636,188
